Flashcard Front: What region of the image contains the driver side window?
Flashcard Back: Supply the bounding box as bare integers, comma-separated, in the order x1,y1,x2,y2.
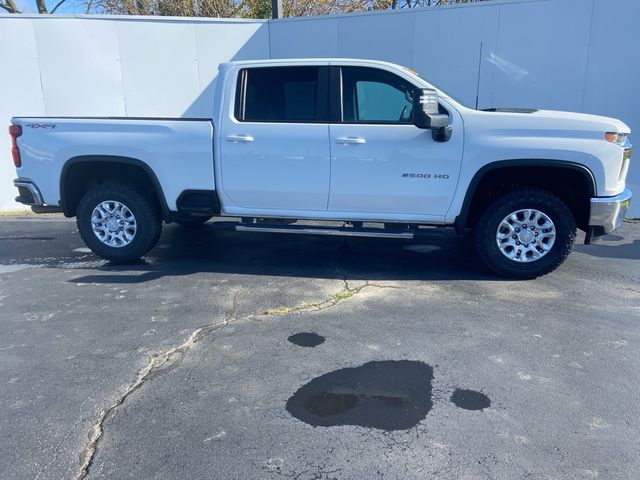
341,67,414,124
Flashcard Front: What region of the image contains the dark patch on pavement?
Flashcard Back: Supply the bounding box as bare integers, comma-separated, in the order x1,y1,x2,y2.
450,388,491,410
600,234,624,241
0,236,54,241
288,332,325,347
286,360,433,431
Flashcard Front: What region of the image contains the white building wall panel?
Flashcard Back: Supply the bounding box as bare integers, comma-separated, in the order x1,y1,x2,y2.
410,6,501,108
487,0,593,111
115,20,201,117
193,21,270,117
269,17,339,58
32,18,126,116
0,18,46,210
336,12,415,68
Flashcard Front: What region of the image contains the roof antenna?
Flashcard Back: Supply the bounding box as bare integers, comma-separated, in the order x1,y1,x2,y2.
475,41,483,110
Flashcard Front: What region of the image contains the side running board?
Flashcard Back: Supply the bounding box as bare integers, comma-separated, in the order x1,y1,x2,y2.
235,224,415,239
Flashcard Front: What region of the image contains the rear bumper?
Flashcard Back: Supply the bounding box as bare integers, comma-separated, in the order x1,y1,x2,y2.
585,188,632,243
13,178,44,206
12,178,63,213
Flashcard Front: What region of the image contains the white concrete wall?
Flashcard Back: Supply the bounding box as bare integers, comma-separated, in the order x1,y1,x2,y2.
0,15,270,210
1,0,639,215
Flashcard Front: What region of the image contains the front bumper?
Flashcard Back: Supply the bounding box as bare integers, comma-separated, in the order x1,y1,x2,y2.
585,188,632,243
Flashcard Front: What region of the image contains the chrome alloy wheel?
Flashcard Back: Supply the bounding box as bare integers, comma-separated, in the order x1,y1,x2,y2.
91,200,137,248
496,208,556,263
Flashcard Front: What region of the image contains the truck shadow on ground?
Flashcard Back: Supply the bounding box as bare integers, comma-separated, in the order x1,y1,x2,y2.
67,223,501,284
574,236,640,261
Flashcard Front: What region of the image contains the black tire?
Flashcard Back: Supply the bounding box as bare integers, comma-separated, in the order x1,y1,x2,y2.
76,181,162,263
474,188,576,279
175,215,212,227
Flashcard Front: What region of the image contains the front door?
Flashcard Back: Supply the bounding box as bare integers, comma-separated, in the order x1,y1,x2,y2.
328,66,463,217
220,65,330,211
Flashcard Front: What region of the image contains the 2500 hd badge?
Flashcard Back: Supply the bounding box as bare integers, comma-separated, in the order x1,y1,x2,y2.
402,173,450,179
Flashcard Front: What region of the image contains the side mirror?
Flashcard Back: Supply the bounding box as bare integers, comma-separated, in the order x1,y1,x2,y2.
412,88,451,142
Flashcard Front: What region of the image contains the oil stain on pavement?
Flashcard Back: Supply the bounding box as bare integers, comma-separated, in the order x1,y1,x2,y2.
286,360,433,431
288,332,326,348
450,388,491,410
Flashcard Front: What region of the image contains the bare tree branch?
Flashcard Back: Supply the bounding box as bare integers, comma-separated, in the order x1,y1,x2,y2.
49,0,69,13
35,0,48,13
86,0,490,18
0,0,21,13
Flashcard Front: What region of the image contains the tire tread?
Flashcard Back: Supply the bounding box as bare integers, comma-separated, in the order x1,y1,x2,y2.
475,188,576,279
76,181,162,262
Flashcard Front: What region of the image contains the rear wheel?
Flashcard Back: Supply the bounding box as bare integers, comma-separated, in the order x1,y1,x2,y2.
474,188,576,279
76,181,162,262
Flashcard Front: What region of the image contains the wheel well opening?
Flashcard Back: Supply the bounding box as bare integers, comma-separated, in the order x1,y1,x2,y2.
61,157,164,218
463,165,593,232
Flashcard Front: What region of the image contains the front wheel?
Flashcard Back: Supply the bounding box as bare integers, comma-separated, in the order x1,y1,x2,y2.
475,188,576,279
76,181,162,263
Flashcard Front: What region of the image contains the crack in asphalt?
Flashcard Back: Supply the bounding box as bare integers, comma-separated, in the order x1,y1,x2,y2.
263,280,398,316
74,291,241,480
74,278,396,479
34,386,101,480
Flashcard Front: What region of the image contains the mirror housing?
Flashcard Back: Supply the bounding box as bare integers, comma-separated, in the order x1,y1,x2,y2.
412,88,451,142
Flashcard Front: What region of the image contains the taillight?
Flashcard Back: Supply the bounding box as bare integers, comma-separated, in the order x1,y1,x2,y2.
9,125,22,168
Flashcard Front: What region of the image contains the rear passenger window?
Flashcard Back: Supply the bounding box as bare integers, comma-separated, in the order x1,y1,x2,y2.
235,66,329,123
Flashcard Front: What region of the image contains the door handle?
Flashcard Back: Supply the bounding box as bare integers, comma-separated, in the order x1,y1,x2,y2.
225,134,254,143
335,136,366,145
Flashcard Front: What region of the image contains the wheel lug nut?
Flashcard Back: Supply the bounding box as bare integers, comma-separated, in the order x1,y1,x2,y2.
516,241,521,245
515,228,520,232
522,224,527,228
530,226,535,230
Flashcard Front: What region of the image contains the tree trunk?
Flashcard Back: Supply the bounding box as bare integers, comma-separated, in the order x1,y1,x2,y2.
35,0,49,13
0,0,21,13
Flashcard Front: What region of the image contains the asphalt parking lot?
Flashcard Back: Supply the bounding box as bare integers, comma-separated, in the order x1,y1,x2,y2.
1,216,639,480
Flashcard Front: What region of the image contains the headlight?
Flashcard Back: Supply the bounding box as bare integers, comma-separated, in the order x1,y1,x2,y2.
605,132,629,145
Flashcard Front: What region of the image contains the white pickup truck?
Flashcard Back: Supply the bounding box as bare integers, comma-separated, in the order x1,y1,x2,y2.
10,59,632,278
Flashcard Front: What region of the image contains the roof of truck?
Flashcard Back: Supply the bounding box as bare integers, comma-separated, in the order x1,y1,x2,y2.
222,58,407,69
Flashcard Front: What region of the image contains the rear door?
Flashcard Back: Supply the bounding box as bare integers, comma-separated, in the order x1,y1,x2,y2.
328,66,464,217
219,65,330,211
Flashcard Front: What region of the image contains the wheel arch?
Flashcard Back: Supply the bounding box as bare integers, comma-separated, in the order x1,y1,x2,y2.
60,155,170,220
454,160,596,234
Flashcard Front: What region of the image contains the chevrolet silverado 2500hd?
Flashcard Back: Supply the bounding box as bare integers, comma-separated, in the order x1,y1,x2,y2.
9,59,632,278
